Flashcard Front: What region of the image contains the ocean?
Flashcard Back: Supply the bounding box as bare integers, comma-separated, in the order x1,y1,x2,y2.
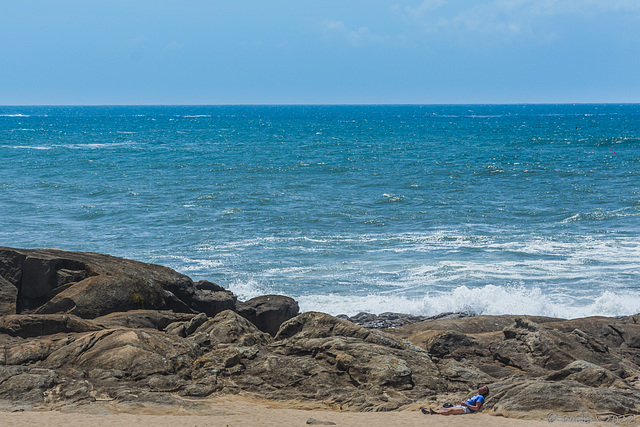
1,105,639,319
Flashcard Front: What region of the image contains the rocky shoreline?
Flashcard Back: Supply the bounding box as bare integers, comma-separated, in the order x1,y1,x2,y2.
1,247,639,418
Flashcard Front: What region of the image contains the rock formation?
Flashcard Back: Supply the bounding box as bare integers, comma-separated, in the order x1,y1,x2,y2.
1,246,639,419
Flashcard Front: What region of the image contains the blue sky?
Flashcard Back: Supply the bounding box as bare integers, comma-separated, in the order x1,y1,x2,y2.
2,0,639,104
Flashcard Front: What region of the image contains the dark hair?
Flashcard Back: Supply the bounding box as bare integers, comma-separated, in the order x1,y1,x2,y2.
480,386,489,397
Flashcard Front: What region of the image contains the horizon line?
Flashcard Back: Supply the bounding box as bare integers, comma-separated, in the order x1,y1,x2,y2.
2,102,640,107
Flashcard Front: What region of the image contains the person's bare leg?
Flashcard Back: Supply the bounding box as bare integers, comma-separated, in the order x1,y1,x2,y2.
435,407,465,415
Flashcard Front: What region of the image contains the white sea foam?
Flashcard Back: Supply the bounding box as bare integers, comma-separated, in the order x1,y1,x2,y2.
59,142,138,150
5,142,137,150
226,278,275,301
6,145,52,150
0,114,30,117
294,285,640,319
561,208,637,223
161,254,223,273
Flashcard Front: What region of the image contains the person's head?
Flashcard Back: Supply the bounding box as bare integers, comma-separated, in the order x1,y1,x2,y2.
478,386,489,397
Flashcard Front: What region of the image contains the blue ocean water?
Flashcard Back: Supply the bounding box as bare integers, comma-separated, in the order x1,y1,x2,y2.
1,105,639,318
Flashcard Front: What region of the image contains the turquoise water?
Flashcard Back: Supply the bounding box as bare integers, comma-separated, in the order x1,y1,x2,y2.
1,105,639,318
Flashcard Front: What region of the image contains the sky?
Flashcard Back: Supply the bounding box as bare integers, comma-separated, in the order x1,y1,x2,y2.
1,0,639,105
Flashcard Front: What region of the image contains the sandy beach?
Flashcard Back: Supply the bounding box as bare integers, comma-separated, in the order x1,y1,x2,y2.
1,396,562,427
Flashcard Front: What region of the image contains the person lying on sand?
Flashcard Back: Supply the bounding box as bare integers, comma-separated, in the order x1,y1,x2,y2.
421,386,489,415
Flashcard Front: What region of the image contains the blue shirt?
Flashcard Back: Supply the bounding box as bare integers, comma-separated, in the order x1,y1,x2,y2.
465,395,485,412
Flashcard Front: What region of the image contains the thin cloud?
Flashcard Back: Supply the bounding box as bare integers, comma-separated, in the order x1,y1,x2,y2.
164,41,184,51
322,20,388,47
402,0,446,19
394,0,640,39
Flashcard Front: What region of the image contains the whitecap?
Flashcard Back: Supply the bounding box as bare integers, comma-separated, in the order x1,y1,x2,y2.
161,254,223,273
296,285,640,319
6,145,51,150
226,278,275,301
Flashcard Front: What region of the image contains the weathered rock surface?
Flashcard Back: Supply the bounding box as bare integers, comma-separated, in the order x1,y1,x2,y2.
337,311,471,329
384,313,640,417
0,276,18,316
236,294,299,336
1,247,639,419
93,310,196,330
191,280,237,317
0,314,100,337
0,247,236,319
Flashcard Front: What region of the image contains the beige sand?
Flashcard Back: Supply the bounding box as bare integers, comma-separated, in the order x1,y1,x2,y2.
1,396,569,427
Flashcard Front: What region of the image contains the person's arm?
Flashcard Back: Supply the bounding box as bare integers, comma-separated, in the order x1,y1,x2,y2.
461,397,483,412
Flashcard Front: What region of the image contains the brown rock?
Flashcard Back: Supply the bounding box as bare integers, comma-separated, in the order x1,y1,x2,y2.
237,294,299,336
35,274,192,318
43,329,200,378
0,276,18,316
424,330,479,360
545,360,629,388
0,313,100,337
191,281,236,318
0,367,59,405
189,310,271,348
488,378,640,417
0,247,202,318
0,248,27,288
93,310,196,330
256,312,443,410
2,337,75,365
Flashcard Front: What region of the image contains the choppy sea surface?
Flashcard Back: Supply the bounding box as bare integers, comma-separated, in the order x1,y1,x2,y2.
1,105,639,318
